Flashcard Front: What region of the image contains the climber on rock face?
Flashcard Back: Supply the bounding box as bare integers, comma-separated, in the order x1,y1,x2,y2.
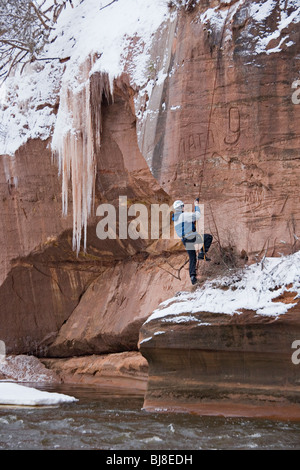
172,198,213,285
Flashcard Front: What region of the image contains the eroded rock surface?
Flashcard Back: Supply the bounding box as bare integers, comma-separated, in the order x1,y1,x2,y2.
42,351,148,392
48,254,189,357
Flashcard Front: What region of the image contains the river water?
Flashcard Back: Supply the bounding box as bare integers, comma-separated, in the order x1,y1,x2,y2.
0,383,299,451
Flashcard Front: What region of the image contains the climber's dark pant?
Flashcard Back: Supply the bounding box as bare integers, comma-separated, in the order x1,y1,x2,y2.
182,233,213,279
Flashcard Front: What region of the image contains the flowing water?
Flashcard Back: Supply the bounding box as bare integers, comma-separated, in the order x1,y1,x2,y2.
0,383,299,451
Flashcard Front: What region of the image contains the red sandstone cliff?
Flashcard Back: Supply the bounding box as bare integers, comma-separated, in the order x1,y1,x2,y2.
0,0,300,414
137,0,300,259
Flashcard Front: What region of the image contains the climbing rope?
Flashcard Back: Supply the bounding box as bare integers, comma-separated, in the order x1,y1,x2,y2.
196,6,232,265
198,6,231,199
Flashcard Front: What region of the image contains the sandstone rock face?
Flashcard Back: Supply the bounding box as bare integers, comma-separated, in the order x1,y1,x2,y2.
0,72,184,356
47,253,189,357
0,139,72,286
139,296,300,419
0,139,97,354
138,0,300,260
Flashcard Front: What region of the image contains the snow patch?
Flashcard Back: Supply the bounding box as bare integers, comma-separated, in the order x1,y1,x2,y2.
139,336,152,344
198,0,300,55
250,0,277,23
0,382,77,406
248,0,300,55
170,105,181,111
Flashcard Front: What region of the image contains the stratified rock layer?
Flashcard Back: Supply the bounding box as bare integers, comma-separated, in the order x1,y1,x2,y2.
139,302,300,419
42,351,148,393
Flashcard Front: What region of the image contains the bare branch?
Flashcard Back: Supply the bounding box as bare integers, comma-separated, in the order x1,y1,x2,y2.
100,0,119,11
0,38,31,53
0,0,73,81
29,1,52,26
152,257,189,280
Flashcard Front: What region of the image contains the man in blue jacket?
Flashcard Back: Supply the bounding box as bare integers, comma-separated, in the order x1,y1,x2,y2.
173,199,213,285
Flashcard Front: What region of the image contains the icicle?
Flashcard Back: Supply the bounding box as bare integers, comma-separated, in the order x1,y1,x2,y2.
51,56,112,256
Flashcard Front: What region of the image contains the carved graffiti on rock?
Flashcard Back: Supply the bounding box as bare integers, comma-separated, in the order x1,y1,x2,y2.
224,107,240,145
178,130,215,160
244,186,264,205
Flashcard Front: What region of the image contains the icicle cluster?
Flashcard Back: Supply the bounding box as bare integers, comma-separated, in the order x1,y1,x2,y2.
51,57,111,255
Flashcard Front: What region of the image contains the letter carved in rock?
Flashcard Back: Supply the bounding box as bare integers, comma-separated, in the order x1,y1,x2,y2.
224,106,240,145
178,137,186,159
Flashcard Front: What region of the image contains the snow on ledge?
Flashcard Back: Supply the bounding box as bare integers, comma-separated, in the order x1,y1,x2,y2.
146,252,300,324
0,382,77,407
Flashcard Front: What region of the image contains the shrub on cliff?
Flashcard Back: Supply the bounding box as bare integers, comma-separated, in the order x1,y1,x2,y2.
0,0,73,81
167,0,200,13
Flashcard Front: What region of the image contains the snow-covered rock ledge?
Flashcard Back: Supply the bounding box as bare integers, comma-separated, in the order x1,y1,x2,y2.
139,252,300,420
145,251,300,323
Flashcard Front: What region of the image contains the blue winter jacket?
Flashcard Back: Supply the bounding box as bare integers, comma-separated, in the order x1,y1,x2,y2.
172,205,200,240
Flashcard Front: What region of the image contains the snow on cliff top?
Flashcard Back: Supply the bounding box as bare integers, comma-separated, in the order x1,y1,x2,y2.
0,0,169,156
146,251,300,325
0,0,299,157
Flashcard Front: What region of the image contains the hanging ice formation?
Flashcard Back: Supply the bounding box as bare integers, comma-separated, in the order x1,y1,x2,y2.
52,56,111,255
